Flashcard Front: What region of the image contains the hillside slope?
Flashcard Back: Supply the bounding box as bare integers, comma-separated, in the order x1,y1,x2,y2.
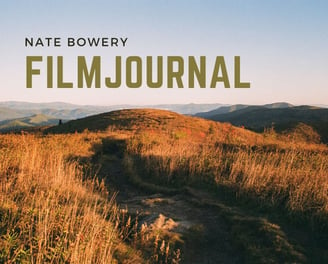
14,108,328,262
56,108,327,263
195,102,293,118
0,114,63,131
45,108,260,143
0,106,106,121
198,106,328,143
47,109,209,132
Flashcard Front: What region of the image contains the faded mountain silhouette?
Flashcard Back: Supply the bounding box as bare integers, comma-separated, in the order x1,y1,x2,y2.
0,101,225,122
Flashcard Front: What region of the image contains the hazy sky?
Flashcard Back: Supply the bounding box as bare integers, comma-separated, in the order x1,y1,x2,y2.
1,0,327,105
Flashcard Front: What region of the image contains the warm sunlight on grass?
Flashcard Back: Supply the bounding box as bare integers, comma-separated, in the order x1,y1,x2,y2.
0,133,120,263
126,120,328,217
1,109,327,263
0,132,182,264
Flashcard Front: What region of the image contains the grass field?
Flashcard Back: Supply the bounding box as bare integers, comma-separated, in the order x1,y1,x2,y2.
1,109,328,263
126,122,328,217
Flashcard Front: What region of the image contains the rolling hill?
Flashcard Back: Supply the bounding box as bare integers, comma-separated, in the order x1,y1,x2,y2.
0,114,63,132
197,105,328,143
45,108,260,143
2,102,327,144
45,108,225,133
0,105,113,121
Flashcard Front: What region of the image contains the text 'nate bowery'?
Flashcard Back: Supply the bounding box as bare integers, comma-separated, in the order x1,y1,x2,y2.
25,37,128,47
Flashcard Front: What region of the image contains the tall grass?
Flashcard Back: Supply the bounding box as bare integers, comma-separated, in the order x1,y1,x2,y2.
0,132,182,263
126,127,328,217
0,133,118,263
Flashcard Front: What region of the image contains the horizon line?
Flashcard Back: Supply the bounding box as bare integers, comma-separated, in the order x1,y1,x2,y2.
0,100,327,108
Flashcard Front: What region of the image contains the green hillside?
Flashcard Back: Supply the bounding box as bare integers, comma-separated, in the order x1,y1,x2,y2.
0,114,62,131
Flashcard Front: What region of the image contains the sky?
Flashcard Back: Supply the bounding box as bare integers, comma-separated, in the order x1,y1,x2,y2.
0,0,327,106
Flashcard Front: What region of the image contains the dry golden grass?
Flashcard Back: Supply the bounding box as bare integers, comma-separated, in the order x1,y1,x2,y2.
2,109,326,262
126,122,328,217
0,131,182,264
0,133,121,263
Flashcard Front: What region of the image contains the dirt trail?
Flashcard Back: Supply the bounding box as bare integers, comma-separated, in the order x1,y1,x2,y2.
95,139,321,263
100,154,240,263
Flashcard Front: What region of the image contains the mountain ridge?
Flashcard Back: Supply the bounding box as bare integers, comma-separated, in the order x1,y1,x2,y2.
0,101,226,122
197,105,328,143
195,102,294,118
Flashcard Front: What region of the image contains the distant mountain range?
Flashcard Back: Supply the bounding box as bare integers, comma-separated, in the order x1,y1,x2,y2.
1,101,327,143
0,101,226,123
